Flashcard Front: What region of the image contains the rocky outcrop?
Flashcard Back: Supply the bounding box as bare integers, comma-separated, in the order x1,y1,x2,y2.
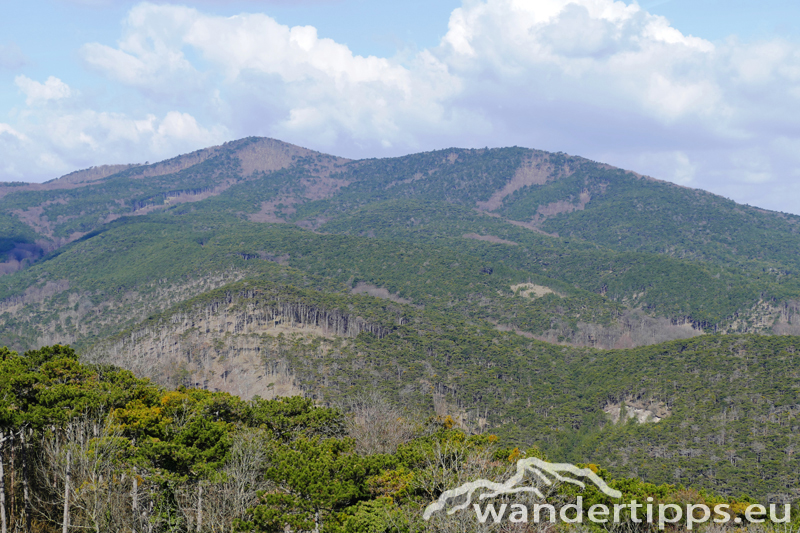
604,397,671,424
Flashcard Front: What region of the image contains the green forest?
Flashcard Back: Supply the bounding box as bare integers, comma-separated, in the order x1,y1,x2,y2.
1,345,793,533
1,137,799,531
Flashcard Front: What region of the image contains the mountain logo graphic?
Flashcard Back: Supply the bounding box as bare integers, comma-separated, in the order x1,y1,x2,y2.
423,457,622,520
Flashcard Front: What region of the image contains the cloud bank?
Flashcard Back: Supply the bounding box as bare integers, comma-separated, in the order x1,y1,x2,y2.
4,0,800,213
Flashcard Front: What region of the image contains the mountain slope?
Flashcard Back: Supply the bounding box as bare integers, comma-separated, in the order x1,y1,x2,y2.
2,137,800,499
85,277,800,501
0,137,349,272
2,138,799,351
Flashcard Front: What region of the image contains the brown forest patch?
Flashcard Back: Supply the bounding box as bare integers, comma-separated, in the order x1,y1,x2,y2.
477,153,573,211
351,283,413,305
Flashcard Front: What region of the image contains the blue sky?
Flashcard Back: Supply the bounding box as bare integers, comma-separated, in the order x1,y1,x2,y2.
2,0,800,214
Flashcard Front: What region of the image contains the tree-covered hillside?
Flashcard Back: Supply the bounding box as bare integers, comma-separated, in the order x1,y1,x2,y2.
0,345,790,532
83,279,800,501
2,137,800,517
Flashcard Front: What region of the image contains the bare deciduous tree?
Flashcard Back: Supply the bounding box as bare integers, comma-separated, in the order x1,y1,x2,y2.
36,414,131,533
0,431,7,533
339,391,416,455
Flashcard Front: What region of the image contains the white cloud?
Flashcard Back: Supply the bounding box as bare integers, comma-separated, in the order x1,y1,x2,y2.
81,5,202,98
78,3,466,152
0,106,226,182
438,0,723,122
78,0,741,146
14,76,72,106
0,124,28,141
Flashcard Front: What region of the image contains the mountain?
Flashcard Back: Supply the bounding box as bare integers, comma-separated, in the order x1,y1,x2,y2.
0,137,346,273
2,137,800,499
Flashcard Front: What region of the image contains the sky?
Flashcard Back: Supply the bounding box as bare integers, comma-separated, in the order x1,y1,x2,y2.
1,0,800,215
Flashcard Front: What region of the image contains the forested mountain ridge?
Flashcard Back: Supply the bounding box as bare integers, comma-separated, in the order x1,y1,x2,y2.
1,137,798,350
4,138,800,278
0,137,349,274
2,137,800,504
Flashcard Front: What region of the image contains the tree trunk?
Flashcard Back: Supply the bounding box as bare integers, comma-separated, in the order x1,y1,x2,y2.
0,431,7,533
21,430,30,533
62,447,70,533
8,432,13,527
196,482,202,532
132,469,138,514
